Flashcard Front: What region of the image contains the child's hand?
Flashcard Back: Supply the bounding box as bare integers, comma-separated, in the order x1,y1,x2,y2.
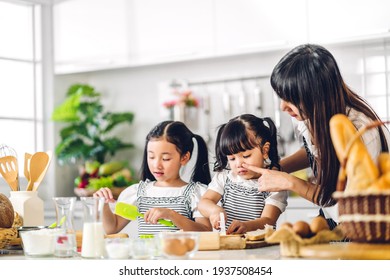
144,208,173,224
227,220,247,234
93,187,116,204
209,210,226,231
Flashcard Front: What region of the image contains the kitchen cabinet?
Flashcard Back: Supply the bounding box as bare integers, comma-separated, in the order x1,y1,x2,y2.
307,0,390,44
53,0,131,73
214,0,307,56
53,0,390,74
130,0,215,64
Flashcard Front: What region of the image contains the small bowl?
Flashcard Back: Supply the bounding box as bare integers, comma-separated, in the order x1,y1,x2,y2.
105,238,130,259
130,237,157,260
159,231,199,259
20,228,60,257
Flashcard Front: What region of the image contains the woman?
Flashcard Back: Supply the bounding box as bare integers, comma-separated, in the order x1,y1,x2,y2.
244,44,390,228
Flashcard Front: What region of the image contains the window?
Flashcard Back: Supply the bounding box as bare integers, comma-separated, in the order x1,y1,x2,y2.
0,0,43,181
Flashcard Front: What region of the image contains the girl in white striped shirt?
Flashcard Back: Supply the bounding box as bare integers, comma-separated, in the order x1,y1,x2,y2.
198,114,288,234
94,121,212,236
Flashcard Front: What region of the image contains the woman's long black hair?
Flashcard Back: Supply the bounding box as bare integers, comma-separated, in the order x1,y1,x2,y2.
270,44,389,207
213,114,280,172
140,120,211,185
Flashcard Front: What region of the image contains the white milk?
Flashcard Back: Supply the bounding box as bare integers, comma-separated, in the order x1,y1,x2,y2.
81,222,105,258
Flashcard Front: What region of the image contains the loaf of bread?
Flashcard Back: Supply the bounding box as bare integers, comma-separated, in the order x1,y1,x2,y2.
329,114,380,191
0,193,14,228
245,225,274,241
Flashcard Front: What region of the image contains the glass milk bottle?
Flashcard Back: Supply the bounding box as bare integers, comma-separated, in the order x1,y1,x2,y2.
52,197,77,257
80,197,105,259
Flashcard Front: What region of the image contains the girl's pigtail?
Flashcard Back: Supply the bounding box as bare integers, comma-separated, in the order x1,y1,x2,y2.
263,117,281,170
191,134,211,185
213,124,227,172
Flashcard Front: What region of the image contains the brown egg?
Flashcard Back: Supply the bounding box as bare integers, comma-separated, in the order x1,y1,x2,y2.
163,238,187,256
292,221,311,238
310,216,329,234
183,238,195,251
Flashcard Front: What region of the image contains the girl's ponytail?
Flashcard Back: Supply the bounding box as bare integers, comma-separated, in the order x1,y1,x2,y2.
191,134,211,185
262,117,280,170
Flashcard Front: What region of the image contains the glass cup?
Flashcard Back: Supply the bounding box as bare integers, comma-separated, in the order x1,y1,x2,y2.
54,233,77,258
130,238,155,260
52,197,77,257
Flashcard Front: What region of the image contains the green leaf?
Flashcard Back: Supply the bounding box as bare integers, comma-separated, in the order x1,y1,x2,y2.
52,83,135,166
67,84,100,97
51,93,81,122
103,112,134,133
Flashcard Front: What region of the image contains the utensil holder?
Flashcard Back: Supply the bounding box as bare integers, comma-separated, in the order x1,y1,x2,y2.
9,191,44,226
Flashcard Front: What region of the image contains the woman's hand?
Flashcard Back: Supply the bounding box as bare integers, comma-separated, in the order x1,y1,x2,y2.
144,208,173,224
242,163,294,192
93,187,116,203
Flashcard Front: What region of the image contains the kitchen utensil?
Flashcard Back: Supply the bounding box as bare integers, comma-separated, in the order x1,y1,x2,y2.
0,144,19,191
114,202,175,227
26,151,51,191
0,156,19,191
24,153,32,181
253,81,262,115
219,212,226,236
196,232,272,251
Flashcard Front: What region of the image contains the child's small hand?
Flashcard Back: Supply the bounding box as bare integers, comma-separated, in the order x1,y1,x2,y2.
227,220,247,234
93,187,116,204
209,210,226,231
144,208,173,224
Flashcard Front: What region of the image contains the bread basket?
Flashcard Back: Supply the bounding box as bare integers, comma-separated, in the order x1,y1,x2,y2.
333,190,390,243
331,115,390,243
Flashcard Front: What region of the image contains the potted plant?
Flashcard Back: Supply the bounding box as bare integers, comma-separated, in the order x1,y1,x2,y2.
51,83,137,198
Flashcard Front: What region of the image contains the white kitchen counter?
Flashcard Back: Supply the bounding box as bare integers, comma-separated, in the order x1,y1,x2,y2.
0,245,283,260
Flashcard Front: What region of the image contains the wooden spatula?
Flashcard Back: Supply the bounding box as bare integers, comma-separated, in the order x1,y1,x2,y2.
32,151,52,191
24,153,32,181
0,156,19,191
26,151,50,191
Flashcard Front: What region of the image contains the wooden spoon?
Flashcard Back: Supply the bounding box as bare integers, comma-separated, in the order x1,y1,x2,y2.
33,151,52,191
0,156,19,191
26,151,50,191
24,153,32,181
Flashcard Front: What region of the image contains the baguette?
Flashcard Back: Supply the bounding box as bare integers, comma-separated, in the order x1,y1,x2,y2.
329,114,379,191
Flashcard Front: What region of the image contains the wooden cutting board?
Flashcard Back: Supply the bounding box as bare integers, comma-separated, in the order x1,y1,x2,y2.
198,232,273,251
299,242,390,259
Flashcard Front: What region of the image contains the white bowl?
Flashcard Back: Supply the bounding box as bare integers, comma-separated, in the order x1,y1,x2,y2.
20,228,60,257
105,238,130,259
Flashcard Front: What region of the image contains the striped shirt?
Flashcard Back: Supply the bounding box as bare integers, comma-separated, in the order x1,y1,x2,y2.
208,170,288,227
117,180,207,236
